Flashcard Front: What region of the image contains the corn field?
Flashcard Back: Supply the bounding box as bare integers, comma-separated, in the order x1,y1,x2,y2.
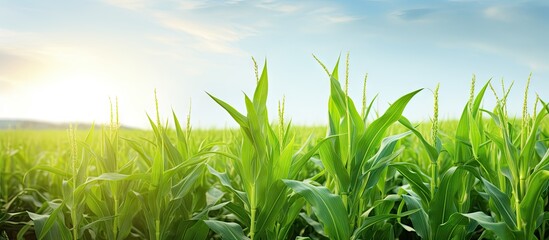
1,57,549,240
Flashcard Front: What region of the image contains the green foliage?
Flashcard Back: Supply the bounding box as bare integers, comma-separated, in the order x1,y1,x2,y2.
0,56,548,240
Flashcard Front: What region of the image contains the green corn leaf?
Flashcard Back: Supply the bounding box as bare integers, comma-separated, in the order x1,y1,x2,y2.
361,194,401,217
124,138,152,166
520,169,549,238
102,136,117,172
172,164,204,199
355,89,422,178
399,116,438,162
533,146,549,172
84,122,95,144
117,191,140,239
179,220,209,240
480,178,517,229
72,172,149,199
468,109,482,159
90,172,132,181
280,196,307,237
25,166,70,180
172,110,189,155
430,167,465,233
290,136,334,179
299,212,326,237
283,179,350,240
78,215,116,237
163,154,207,180
204,220,250,240
85,189,110,218
28,203,71,240
353,209,419,239
520,100,548,167
208,165,249,205
363,147,404,193
460,164,518,231
402,195,430,239
273,137,294,180
436,212,472,239
360,89,423,157
362,94,378,123
160,131,184,165
455,105,473,164
256,180,290,234
391,162,431,204
462,212,516,240
146,113,161,138
207,92,249,129
244,94,268,159
481,109,501,126
223,202,251,227
75,145,89,186
472,81,490,117
318,138,350,192
331,56,340,79
151,144,164,189
362,132,410,192
253,62,268,115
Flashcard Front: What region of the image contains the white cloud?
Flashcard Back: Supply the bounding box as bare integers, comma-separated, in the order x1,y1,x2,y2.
390,8,438,23
179,0,212,10
525,60,549,72
102,0,150,10
482,3,545,22
102,0,358,56
151,12,252,54
256,1,301,13
460,41,549,73
102,0,257,55
310,6,340,15
325,15,358,23
483,5,512,21
309,6,358,24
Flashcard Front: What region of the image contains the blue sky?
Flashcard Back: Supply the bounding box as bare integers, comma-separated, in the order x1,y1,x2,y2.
0,0,548,128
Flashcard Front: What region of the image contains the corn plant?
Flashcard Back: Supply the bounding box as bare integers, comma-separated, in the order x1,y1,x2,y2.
206,60,326,239
281,55,421,240
76,103,141,239
393,79,495,239
124,93,212,240
461,79,549,240
12,126,85,239
395,76,549,240
1,135,55,239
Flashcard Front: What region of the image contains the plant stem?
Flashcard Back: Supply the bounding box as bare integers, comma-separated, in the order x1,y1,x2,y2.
250,185,257,240
515,194,523,232
156,219,160,240
72,210,78,240
431,161,437,199
431,83,440,198
114,194,119,238
70,125,78,240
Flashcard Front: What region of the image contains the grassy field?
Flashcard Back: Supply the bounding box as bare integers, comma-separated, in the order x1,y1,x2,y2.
1,58,549,240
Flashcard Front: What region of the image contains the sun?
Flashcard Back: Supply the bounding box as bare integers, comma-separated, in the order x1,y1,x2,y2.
27,71,113,124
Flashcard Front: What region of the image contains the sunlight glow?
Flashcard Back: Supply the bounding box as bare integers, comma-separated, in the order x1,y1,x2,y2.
26,71,113,124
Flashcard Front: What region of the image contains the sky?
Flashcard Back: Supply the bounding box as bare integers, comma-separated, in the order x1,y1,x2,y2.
0,0,548,129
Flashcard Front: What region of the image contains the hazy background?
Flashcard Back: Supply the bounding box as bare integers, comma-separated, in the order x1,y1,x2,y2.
1,0,548,129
